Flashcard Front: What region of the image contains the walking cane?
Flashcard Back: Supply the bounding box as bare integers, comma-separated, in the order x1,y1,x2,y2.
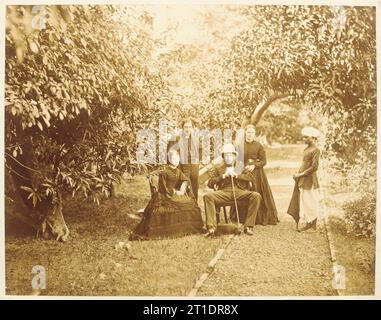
231,175,243,234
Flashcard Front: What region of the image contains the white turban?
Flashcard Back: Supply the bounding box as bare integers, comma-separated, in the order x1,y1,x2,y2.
301,126,320,138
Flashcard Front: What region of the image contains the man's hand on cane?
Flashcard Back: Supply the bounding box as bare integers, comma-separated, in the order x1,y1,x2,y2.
223,167,238,179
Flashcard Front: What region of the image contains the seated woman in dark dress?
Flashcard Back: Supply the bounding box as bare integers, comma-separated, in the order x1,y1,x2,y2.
130,150,204,240
234,124,279,225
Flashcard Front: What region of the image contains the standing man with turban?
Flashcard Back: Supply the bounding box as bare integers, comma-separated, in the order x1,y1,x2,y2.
287,126,321,232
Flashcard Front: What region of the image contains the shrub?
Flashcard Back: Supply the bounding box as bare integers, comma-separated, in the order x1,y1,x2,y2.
343,193,376,239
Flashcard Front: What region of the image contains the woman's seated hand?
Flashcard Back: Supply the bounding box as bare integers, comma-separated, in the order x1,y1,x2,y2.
245,164,255,172
174,190,185,196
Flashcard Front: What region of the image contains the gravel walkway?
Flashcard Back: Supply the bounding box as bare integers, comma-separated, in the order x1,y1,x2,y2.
196,168,336,296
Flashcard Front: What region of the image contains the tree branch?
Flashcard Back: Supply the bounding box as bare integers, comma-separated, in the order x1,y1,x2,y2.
249,93,292,126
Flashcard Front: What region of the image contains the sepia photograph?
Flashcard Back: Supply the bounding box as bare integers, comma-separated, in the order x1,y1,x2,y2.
2,0,379,299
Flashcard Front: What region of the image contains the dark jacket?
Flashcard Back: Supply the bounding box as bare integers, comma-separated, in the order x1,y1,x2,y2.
207,163,253,191
298,145,320,189
167,133,202,165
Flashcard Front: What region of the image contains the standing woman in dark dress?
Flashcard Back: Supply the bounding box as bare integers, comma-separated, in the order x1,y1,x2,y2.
238,124,279,225
130,150,203,240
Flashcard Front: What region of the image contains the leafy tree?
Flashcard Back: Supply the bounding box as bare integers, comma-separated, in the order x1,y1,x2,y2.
156,5,376,151
218,5,376,164
152,6,249,129
5,5,167,240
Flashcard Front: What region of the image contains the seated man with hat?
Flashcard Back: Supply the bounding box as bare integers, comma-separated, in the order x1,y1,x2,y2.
203,143,262,236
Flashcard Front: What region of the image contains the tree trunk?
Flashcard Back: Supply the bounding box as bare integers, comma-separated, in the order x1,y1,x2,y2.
6,180,69,241
38,192,70,242
5,142,70,242
241,93,291,127
5,190,39,231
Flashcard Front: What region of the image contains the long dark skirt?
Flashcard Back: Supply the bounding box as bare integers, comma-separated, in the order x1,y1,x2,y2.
253,168,279,225
130,193,204,240
231,168,279,225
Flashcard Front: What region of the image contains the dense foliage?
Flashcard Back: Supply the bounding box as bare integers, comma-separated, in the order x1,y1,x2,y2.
5,5,168,238
343,193,376,239
219,6,376,158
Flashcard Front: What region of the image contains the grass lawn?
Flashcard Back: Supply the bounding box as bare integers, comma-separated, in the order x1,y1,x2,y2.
5,176,226,296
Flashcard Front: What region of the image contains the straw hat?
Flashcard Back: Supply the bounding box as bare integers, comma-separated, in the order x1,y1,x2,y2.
221,143,238,155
